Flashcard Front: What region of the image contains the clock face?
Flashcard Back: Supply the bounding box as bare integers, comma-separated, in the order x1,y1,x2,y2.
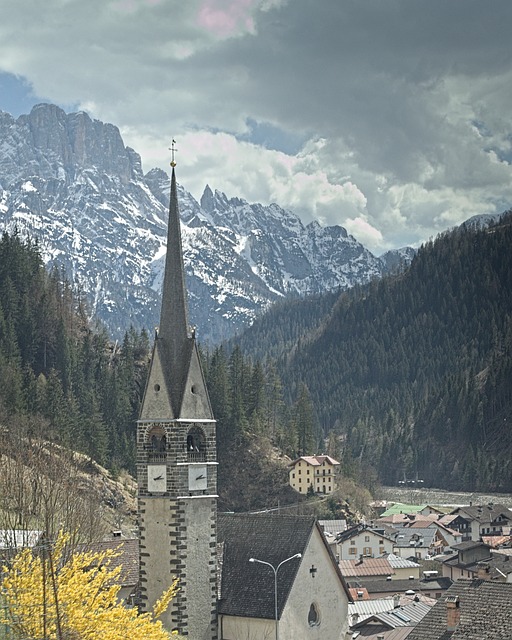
188,465,207,491
147,465,167,492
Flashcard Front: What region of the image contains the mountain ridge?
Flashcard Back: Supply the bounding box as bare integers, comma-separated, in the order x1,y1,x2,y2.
0,103,408,343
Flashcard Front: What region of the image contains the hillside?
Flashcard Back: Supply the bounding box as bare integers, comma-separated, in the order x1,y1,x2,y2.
233,212,512,491
0,232,316,516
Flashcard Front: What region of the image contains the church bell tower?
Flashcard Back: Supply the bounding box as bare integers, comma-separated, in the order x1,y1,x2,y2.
137,149,217,639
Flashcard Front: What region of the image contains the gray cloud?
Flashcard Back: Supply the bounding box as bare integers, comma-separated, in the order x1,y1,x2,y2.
1,0,511,252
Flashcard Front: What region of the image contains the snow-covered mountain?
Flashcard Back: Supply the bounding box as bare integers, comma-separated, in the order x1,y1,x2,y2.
0,103,403,343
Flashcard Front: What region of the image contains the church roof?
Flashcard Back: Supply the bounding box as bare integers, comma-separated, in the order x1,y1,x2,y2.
217,513,349,620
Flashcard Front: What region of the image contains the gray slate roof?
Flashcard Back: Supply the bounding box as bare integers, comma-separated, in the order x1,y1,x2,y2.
407,579,512,639
217,513,349,619
370,601,431,628
451,504,512,525
319,519,347,537
336,523,395,544
394,528,437,548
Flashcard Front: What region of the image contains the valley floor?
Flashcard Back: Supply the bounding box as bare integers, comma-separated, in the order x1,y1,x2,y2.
380,485,512,508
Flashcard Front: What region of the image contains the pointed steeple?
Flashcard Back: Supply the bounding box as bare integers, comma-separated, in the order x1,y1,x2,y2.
154,166,192,417
141,156,212,422
159,166,190,346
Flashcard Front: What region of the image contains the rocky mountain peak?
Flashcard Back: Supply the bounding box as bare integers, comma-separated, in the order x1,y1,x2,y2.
0,104,415,343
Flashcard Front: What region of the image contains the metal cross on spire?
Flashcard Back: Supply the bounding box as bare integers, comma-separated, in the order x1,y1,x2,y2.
170,139,178,167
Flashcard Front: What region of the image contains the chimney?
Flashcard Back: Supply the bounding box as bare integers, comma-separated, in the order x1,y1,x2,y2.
477,562,490,580
446,595,460,631
393,593,400,608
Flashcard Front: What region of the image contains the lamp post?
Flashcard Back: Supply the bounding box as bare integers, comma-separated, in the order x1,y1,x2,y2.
249,553,302,640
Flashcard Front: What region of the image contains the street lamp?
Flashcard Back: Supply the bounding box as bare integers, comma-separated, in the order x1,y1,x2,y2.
249,553,302,640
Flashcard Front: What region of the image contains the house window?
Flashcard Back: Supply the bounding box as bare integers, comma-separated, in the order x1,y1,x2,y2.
379,547,385,555
350,540,356,545
308,603,320,627
363,547,372,556
349,547,357,555
365,536,370,542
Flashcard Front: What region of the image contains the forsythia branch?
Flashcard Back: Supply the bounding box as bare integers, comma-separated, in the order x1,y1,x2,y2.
1,530,177,640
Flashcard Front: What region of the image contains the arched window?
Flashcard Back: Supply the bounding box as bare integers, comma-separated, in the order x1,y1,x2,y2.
308,603,320,627
186,425,206,462
146,425,166,461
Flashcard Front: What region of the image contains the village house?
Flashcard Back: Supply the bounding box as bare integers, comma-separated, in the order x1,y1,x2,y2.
288,455,340,495
335,523,395,560
401,517,463,550
448,503,512,541
393,527,446,560
441,540,512,582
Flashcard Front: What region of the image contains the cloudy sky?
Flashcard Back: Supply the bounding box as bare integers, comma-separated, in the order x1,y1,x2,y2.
1,0,511,254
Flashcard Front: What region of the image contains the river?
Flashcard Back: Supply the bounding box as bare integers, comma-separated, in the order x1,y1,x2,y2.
380,486,512,509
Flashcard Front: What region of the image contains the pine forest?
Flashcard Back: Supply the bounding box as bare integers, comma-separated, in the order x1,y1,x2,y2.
0,212,511,505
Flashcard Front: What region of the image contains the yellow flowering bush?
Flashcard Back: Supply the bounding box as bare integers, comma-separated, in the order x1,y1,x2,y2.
0,531,178,640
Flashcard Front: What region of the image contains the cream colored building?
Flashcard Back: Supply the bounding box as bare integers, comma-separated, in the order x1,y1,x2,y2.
289,455,340,495
335,524,395,561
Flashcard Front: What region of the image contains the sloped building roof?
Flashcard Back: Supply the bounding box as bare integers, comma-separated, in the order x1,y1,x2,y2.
340,557,394,578
407,579,512,639
351,600,432,640
336,523,395,545
352,577,453,596
369,601,431,628
380,504,427,517
319,519,347,537
289,454,340,467
394,528,439,549
387,554,420,569
451,503,512,525
77,538,139,588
